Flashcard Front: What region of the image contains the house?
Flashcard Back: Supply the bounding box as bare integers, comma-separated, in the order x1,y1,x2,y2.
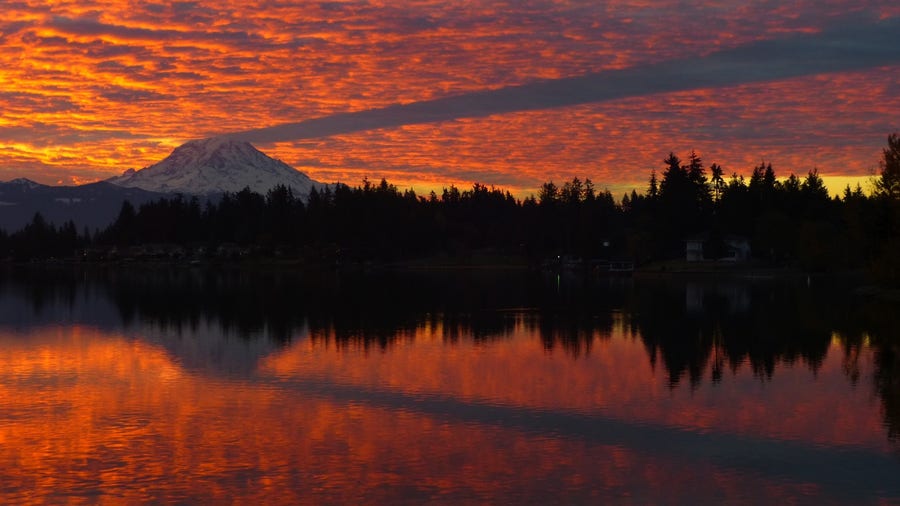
685,234,751,262
686,238,705,262
719,235,751,262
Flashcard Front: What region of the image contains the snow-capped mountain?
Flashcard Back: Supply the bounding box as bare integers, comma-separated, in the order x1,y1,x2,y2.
108,137,319,196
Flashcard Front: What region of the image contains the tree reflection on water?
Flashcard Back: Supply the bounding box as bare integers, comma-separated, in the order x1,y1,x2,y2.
1,265,899,443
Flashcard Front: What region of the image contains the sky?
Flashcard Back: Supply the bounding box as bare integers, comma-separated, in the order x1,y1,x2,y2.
2,1,900,197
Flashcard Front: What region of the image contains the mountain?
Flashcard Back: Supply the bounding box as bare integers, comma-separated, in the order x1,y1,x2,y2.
0,179,169,232
107,137,319,196
0,137,321,233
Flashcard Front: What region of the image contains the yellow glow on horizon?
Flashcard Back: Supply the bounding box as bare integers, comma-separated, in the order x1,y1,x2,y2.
822,175,878,197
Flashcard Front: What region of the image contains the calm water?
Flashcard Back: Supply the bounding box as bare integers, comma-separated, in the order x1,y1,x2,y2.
1,267,899,504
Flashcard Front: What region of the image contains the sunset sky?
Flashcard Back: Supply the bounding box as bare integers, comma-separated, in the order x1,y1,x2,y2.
2,1,899,197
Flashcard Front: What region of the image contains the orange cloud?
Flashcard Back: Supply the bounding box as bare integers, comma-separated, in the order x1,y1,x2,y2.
0,2,898,193
256,67,899,197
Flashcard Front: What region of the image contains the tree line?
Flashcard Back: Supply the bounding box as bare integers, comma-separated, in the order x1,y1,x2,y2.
2,134,900,281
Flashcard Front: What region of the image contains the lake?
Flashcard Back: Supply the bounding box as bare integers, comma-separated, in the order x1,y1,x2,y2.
1,266,898,504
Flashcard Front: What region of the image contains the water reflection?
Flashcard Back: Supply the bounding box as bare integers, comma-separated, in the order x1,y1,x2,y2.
2,326,829,504
1,266,899,503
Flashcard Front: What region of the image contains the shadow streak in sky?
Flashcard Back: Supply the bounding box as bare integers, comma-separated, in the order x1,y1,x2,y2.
232,16,900,143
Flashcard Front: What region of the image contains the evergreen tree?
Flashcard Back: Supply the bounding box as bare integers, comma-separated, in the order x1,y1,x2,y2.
685,150,712,214
659,153,686,197
801,169,829,204
583,179,596,202
561,178,584,205
538,181,559,205
710,163,725,202
875,133,900,199
647,170,659,199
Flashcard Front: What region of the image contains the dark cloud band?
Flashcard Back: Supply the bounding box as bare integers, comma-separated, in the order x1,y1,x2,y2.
231,16,900,144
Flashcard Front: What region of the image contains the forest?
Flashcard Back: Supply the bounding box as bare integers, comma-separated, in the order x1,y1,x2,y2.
2,133,899,283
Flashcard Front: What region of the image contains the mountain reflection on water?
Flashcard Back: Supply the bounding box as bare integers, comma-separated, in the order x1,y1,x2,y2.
1,265,899,503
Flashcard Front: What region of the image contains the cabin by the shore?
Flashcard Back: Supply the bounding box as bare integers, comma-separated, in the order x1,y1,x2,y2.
685,234,751,262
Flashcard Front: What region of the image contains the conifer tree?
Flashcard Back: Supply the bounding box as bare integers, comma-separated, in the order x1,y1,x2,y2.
875,133,900,199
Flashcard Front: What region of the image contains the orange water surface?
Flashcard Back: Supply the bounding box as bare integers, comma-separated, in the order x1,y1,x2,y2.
0,313,897,504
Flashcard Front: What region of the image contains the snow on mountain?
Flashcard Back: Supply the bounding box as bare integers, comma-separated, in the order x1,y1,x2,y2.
4,177,44,190
107,137,320,196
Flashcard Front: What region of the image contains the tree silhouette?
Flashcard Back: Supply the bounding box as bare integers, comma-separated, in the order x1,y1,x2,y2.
538,181,559,206
647,170,659,199
875,133,900,199
710,163,725,202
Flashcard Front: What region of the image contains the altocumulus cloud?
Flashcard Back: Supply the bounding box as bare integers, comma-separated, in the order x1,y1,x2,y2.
232,15,900,144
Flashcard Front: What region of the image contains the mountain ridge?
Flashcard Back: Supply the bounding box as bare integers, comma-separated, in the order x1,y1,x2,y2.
0,179,170,232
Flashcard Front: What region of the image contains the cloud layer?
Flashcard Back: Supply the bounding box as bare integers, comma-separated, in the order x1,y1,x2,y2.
1,1,899,192
233,17,900,142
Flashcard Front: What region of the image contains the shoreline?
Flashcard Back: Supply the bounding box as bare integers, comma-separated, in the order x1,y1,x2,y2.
0,254,871,278
5,256,900,302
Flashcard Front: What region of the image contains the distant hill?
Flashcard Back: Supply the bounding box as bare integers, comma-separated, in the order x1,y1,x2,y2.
0,179,169,232
107,136,320,196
